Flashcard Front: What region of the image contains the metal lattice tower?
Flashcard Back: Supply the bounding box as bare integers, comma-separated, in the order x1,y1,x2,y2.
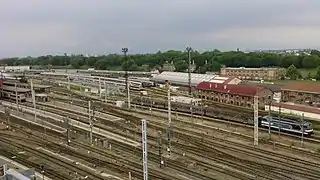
254,95,259,146
167,86,172,157
141,119,148,180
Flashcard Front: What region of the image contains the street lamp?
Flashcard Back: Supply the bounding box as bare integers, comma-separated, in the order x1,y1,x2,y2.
186,46,192,96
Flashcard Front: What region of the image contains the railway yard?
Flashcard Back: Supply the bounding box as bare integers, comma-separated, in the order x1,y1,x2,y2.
1,72,320,180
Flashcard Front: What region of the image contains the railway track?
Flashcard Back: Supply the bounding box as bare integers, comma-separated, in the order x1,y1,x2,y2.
50,91,320,145
3,100,217,179
51,95,318,179
108,107,320,180
9,88,320,179
32,101,222,179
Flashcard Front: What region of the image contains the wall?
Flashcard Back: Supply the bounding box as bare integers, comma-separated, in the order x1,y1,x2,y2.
265,105,320,120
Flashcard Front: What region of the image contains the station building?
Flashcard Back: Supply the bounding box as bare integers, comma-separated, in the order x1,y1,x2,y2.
196,82,273,108
281,81,320,106
220,66,285,80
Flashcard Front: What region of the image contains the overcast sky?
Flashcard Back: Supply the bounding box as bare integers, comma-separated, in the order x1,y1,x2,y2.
1,0,320,57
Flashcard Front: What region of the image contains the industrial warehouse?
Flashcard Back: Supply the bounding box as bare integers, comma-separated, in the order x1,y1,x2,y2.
0,65,320,180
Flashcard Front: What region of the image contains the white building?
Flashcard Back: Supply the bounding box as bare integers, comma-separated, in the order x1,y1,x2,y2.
151,71,241,87
4,66,30,72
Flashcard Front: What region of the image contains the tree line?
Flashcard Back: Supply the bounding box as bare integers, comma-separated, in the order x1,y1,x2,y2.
1,49,320,77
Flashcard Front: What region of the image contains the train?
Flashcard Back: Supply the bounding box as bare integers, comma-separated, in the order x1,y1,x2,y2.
259,116,313,137
132,95,314,137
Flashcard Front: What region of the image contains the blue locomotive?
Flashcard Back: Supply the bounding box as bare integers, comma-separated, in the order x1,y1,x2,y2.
259,115,313,137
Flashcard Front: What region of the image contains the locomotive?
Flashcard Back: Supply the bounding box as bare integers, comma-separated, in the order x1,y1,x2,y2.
259,116,313,137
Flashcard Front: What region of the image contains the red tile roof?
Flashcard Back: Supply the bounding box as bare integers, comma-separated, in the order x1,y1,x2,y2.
197,81,262,97
281,81,320,94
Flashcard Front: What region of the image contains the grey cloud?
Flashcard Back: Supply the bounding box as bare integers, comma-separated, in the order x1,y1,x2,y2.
1,0,320,57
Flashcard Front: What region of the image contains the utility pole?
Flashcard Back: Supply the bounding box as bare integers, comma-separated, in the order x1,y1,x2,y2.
190,99,194,125
149,97,152,115
15,82,18,113
122,47,131,109
301,113,304,148
4,108,10,129
104,81,107,103
158,131,163,168
67,75,70,91
167,85,172,157
268,101,271,139
98,77,101,98
128,172,132,180
88,101,93,145
65,116,70,145
127,81,131,109
253,95,259,146
278,105,281,138
186,46,192,96
30,80,37,122
141,119,148,180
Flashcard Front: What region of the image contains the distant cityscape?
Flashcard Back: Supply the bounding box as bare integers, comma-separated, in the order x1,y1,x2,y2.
243,48,316,55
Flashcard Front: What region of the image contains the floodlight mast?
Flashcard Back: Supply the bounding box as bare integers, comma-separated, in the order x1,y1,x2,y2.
122,48,130,109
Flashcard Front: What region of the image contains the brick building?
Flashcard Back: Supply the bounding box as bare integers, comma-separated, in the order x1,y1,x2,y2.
281,81,320,105
220,66,285,80
196,82,273,108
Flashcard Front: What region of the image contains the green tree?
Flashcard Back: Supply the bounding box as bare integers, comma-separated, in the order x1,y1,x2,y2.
174,60,188,72
301,55,320,69
1,49,320,72
315,66,320,80
286,64,301,80
307,72,314,79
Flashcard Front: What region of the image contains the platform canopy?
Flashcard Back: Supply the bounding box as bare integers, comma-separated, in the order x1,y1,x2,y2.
151,71,227,86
